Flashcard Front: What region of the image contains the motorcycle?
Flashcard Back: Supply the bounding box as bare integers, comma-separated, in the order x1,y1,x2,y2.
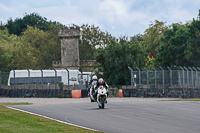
89,81,97,102
96,85,107,109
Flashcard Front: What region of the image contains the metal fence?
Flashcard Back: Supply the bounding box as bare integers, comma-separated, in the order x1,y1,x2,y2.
128,66,200,89
0,70,91,90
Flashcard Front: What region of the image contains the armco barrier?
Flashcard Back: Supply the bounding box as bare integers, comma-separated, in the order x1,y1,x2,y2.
81,90,88,97
0,89,88,98
120,88,200,98
2,88,200,98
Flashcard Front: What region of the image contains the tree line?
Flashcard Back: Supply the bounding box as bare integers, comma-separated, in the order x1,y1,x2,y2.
0,11,200,86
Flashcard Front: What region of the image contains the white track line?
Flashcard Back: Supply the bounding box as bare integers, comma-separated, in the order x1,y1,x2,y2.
6,106,99,132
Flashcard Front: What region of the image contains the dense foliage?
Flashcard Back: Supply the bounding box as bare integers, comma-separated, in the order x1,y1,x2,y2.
5,13,61,36
96,39,146,85
140,20,167,58
11,26,61,69
154,19,200,67
78,24,114,60
154,24,189,66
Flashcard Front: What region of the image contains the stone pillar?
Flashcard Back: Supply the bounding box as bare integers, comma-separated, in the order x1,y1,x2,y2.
58,27,80,69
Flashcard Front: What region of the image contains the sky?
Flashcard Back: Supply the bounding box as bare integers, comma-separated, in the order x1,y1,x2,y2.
0,0,200,38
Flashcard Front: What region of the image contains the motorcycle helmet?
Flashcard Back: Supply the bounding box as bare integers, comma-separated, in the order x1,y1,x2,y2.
92,75,98,81
98,78,104,85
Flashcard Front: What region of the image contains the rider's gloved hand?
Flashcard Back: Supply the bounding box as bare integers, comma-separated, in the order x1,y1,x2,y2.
106,89,109,96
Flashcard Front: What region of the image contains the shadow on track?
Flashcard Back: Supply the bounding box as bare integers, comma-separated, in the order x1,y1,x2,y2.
86,107,110,110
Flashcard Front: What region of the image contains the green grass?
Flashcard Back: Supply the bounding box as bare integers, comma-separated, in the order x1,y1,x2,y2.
0,103,102,133
163,98,200,102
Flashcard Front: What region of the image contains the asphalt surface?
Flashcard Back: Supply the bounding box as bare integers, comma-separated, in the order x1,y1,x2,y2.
9,100,200,133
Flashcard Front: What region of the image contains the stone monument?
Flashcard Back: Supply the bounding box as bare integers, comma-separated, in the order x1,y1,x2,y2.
53,27,80,69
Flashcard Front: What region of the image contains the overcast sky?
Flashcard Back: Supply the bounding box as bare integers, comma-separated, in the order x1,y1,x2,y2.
0,0,200,37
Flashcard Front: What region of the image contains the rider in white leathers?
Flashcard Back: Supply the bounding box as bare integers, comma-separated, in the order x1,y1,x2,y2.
88,75,98,101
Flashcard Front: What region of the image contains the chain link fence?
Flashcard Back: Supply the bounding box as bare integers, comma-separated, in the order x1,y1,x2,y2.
129,67,200,89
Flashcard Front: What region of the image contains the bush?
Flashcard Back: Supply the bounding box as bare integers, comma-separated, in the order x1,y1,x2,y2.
58,82,63,90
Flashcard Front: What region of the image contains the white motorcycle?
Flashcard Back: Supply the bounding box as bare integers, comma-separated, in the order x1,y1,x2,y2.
96,85,107,109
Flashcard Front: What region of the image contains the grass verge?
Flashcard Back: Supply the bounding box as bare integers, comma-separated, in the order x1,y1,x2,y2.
162,98,200,102
0,103,102,133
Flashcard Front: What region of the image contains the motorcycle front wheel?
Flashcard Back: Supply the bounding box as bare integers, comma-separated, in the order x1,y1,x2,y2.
101,97,105,109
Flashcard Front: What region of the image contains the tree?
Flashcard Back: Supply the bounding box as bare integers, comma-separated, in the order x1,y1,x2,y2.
0,45,11,71
130,34,143,43
0,29,19,71
5,13,61,36
96,38,146,85
154,24,190,67
0,21,5,30
11,26,60,69
184,19,200,67
154,10,200,67
78,24,115,61
141,20,167,57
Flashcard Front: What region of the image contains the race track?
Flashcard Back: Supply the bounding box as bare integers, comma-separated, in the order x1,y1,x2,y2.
8,99,200,133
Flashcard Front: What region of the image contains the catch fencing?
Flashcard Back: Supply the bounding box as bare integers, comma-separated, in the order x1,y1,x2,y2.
128,66,200,89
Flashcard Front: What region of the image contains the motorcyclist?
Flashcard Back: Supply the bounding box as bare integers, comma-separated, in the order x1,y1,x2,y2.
94,78,109,97
88,75,98,91
87,75,98,101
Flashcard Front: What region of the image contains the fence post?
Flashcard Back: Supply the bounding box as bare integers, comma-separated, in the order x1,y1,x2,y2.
26,69,30,89
188,67,194,88
39,68,43,90
167,66,172,88
79,68,83,79
144,67,149,89
159,66,164,89
152,67,157,89
128,66,134,89
0,71,1,89
11,68,15,89
197,67,200,88
179,67,185,88
86,74,89,89
194,67,198,88
184,67,189,88
66,68,70,90
136,67,141,88
53,68,57,89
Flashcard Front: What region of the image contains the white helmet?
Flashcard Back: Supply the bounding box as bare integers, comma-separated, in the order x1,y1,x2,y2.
92,75,97,80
